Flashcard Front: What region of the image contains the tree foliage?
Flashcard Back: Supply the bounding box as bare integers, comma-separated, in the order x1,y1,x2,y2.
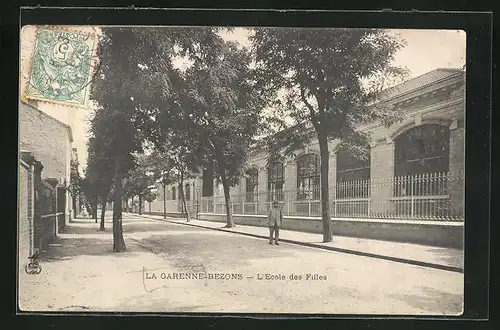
130,28,264,228
251,28,408,242
89,28,159,251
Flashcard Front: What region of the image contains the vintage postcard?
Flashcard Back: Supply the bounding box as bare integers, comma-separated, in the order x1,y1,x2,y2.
18,24,466,315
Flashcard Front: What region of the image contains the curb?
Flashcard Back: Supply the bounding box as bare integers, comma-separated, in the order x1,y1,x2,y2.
129,213,464,274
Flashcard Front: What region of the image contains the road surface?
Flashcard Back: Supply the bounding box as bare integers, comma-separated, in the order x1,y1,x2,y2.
19,214,464,315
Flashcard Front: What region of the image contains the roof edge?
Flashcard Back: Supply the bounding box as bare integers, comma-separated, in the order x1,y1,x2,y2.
377,68,464,104
20,100,74,143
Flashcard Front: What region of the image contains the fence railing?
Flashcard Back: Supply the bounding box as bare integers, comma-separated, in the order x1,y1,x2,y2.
147,172,464,221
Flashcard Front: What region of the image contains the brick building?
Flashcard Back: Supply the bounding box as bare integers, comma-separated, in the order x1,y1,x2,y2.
19,101,74,226
18,152,41,275
145,69,465,247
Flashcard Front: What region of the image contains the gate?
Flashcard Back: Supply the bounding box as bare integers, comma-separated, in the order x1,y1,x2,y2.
34,181,55,250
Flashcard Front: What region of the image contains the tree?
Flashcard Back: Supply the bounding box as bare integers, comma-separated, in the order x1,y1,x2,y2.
123,157,156,215
148,151,191,221
91,27,260,241
89,27,152,251
252,28,408,242
131,28,264,228
86,133,114,230
157,173,174,219
69,158,82,219
143,189,158,215
80,175,99,222
178,39,264,228
156,146,198,222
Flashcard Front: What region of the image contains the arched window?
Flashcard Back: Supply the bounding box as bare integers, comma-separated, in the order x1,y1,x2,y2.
185,183,191,201
297,154,320,200
268,162,284,201
394,124,450,177
394,124,450,197
171,186,176,200
246,168,259,202
336,149,370,199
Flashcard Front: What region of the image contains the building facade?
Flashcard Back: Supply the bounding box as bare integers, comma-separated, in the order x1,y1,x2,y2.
18,153,39,275
148,68,465,225
19,101,74,226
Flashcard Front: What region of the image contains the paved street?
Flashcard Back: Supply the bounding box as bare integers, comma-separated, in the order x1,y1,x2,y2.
19,214,463,315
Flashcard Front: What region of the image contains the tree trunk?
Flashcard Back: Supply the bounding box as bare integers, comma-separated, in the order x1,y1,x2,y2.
317,131,333,243
221,173,234,228
179,174,190,222
72,195,77,218
163,184,167,219
138,194,143,215
112,169,126,252
99,193,107,231
93,196,98,223
85,202,92,217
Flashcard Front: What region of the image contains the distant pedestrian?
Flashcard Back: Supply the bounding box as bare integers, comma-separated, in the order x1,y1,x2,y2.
267,200,283,245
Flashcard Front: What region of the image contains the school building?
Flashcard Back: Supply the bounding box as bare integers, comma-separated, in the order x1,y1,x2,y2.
144,68,466,248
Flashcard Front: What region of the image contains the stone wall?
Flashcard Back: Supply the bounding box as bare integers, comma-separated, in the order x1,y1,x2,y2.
18,162,33,274
196,213,464,249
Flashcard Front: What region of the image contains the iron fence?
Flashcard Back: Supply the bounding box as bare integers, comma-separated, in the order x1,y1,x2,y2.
147,171,464,221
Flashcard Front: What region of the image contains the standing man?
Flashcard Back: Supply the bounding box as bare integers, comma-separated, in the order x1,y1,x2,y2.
268,200,283,245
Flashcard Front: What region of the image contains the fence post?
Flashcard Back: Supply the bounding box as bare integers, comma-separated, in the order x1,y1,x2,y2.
366,180,371,217
54,186,58,237
410,175,414,218
287,190,290,216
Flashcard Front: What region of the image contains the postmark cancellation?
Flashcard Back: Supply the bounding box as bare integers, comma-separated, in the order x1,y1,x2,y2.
22,26,98,108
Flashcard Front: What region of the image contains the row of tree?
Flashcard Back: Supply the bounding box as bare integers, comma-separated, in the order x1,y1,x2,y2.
84,27,408,251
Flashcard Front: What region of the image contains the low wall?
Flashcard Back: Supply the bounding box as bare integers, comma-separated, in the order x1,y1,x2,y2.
131,211,186,219
35,215,56,251
196,213,464,249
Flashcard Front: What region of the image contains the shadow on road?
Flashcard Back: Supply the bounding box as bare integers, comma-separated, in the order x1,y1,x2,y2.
123,220,199,234
60,217,192,235
141,229,301,270
425,247,464,269
39,236,142,263
389,286,463,315
39,215,303,268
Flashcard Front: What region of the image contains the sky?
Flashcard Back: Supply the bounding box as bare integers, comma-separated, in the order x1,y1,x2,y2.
71,28,466,172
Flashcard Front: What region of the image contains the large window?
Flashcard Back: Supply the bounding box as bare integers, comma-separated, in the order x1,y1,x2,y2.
202,164,214,197
171,186,176,200
336,149,371,199
246,168,259,202
268,162,284,201
297,154,320,200
394,124,450,177
394,124,450,196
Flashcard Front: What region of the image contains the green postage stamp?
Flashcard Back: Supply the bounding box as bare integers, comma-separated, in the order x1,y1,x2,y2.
25,27,97,107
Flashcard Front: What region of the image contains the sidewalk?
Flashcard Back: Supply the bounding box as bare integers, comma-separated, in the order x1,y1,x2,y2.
18,217,241,312
132,213,464,273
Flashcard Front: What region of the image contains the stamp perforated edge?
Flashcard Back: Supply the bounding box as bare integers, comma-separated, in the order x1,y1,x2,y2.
21,25,100,109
